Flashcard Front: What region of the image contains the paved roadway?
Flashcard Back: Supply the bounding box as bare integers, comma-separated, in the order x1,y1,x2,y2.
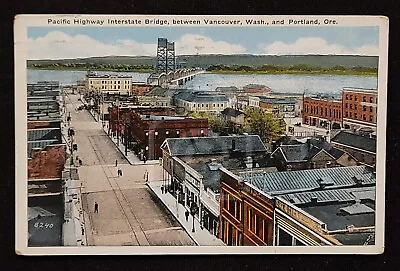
65,91,195,246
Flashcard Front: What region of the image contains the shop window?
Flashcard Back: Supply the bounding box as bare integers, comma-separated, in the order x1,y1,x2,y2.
278,228,293,246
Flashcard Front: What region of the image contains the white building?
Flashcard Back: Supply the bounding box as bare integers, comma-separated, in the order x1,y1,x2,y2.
85,73,133,95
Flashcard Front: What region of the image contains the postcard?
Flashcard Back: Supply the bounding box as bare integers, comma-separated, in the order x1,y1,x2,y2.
15,14,388,255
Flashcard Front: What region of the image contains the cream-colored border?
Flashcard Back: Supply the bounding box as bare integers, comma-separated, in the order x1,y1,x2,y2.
15,14,388,255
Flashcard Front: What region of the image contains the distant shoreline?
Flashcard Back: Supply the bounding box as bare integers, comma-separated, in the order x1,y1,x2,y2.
206,70,377,76
27,66,377,77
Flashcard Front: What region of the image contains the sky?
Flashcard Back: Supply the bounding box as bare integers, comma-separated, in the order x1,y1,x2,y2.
27,26,379,60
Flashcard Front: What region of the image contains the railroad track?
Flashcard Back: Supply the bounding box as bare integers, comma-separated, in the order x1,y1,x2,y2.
85,130,151,246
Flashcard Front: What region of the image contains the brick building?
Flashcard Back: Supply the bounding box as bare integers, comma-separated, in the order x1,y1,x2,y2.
342,87,377,131
302,96,342,129
243,84,271,95
219,168,275,246
220,165,376,246
111,109,209,160
131,82,153,96
28,144,67,180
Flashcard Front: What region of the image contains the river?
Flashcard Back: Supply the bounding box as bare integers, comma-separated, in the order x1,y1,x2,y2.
27,69,378,95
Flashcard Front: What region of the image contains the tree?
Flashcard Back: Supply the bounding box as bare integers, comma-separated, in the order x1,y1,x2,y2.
243,108,285,143
188,111,227,133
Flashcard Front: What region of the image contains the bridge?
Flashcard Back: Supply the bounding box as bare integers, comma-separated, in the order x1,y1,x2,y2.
146,37,203,86
147,68,204,86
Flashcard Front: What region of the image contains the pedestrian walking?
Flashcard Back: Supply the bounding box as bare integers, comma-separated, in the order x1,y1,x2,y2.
79,159,82,166
185,210,189,222
161,186,164,194
81,227,84,236
94,202,99,213
120,168,123,176
143,155,147,164
115,159,118,167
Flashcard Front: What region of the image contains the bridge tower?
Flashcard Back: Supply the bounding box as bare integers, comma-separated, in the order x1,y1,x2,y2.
156,38,175,74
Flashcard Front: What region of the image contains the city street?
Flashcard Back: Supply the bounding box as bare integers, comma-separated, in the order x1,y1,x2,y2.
65,91,195,246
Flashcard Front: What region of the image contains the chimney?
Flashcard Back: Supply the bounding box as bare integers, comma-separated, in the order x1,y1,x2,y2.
232,139,236,151
306,138,311,150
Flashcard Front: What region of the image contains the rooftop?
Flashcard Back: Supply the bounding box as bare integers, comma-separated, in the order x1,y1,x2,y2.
331,131,376,154
27,128,61,142
163,135,267,157
140,115,185,121
343,87,378,93
273,137,344,162
221,108,246,117
260,97,297,104
239,165,375,195
174,91,229,103
189,155,269,192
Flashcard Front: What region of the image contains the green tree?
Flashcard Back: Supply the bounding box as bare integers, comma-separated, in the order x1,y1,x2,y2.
188,111,228,133
243,108,285,143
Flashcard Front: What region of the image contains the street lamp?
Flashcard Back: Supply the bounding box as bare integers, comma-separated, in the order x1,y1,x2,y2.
190,202,197,233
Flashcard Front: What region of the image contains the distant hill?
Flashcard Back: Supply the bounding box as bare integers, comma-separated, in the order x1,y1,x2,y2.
27,54,378,69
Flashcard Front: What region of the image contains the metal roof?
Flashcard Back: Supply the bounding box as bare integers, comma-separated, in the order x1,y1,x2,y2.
240,165,375,195
331,131,376,154
28,140,60,156
279,187,375,205
27,128,61,141
340,203,375,215
28,206,55,221
164,135,267,157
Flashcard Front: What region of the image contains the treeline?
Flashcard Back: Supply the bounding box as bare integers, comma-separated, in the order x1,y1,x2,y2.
28,63,154,72
206,64,377,75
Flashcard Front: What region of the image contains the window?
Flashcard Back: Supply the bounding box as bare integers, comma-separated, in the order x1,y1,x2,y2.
228,195,235,215
370,106,373,112
369,115,373,122
370,97,373,103
363,106,367,111
363,96,366,102
350,95,353,100
363,114,366,121
345,94,348,100
354,104,357,110
202,104,204,107
176,130,180,135
256,215,263,238
263,221,268,243
350,112,352,118
354,95,358,101
248,208,254,231
350,104,353,109
166,130,169,135
278,228,292,246
325,108,327,116
345,103,348,109
354,113,358,119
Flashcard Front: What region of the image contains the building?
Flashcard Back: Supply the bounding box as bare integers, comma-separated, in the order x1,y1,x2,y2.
131,82,154,96
220,165,376,246
221,108,247,128
260,97,298,118
119,111,209,160
27,81,66,246
236,95,260,110
302,96,342,129
161,135,269,238
330,131,376,166
342,87,377,131
173,91,230,114
243,84,271,95
219,168,275,246
85,72,133,95
271,137,358,171
136,95,171,107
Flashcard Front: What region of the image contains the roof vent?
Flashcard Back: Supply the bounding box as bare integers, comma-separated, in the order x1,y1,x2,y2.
317,176,335,187
310,196,318,204
352,175,364,185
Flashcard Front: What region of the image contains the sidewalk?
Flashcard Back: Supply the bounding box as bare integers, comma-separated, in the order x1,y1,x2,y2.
147,180,225,246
